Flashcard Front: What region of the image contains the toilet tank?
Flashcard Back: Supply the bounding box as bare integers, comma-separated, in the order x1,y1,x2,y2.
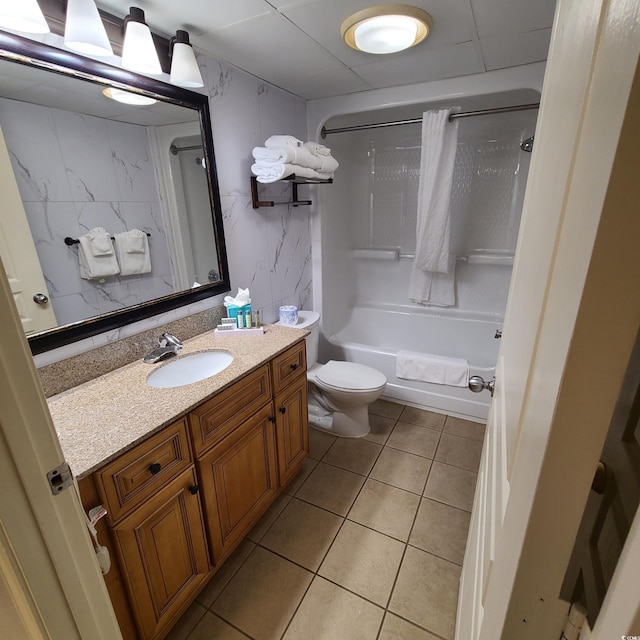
285,310,320,368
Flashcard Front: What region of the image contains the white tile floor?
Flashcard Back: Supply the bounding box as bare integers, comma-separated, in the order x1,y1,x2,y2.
167,400,485,640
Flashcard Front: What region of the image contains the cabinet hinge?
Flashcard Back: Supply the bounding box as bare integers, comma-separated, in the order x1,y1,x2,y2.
47,462,74,495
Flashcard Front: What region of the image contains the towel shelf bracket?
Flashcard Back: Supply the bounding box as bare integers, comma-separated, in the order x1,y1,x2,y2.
250,175,332,209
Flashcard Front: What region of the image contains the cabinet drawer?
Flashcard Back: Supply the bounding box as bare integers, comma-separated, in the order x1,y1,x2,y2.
189,365,271,456
95,418,192,524
271,341,306,395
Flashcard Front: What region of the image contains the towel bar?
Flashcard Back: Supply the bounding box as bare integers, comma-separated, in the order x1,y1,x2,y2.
65,233,150,246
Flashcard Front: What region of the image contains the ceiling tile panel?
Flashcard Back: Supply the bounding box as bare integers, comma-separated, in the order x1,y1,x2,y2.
470,0,557,38
96,0,273,36
193,12,367,98
480,28,552,70
283,0,478,67
351,41,486,90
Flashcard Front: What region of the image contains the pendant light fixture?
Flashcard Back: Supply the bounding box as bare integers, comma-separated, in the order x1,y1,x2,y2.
64,0,113,57
169,30,203,88
341,4,432,55
121,6,161,75
0,0,49,34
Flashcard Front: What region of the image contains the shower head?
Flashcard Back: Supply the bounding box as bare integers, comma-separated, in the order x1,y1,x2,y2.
520,136,534,152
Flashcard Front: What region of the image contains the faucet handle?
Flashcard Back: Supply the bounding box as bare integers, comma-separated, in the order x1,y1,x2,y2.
159,332,182,349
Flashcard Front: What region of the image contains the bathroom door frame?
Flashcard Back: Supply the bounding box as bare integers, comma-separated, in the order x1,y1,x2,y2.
457,0,640,637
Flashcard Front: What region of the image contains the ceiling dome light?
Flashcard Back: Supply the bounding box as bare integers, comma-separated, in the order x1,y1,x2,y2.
102,87,157,106
121,6,161,76
0,0,50,34
341,4,432,55
64,0,113,57
169,30,203,88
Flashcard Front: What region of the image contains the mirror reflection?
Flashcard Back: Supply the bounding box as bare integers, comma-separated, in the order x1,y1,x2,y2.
0,38,228,352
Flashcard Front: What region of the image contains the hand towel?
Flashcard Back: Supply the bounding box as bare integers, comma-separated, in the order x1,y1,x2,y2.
114,229,151,276
252,146,339,173
303,141,331,156
78,227,120,280
264,135,303,148
251,162,333,184
396,350,469,387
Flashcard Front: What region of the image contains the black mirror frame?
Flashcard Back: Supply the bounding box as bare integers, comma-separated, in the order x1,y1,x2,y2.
0,30,230,356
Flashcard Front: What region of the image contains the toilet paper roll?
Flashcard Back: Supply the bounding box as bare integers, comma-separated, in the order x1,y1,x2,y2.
279,305,298,326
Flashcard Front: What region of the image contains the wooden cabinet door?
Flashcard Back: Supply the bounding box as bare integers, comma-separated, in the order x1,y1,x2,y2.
198,404,277,564
112,467,210,640
274,375,309,487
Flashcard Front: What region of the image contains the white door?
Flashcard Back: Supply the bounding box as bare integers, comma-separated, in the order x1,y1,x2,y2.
457,0,640,637
0,127,57,334
0,157,122,636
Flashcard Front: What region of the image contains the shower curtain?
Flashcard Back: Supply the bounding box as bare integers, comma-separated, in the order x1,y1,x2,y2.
408,108,459,306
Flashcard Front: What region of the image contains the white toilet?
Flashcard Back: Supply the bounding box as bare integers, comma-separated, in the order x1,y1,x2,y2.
278,310,386,437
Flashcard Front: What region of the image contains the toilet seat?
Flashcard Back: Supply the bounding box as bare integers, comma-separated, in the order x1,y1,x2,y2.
314,360,386,392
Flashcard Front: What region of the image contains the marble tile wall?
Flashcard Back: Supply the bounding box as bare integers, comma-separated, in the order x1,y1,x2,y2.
200,55,312,323
0,97,174,326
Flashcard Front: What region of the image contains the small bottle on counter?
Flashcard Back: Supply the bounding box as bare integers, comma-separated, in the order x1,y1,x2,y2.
236,311,245,328
253,310,261,327
245,308,252,328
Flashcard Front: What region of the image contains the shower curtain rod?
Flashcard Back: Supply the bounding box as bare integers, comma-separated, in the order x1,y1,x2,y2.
320,102,540,138
170,143,203,155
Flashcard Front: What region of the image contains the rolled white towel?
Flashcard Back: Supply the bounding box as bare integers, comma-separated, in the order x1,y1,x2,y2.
252,145,324,169
303,141,331,156
251,162,333,184
265,135,303,148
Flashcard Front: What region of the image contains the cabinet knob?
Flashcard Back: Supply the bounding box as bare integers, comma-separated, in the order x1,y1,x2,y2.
269,416,276,423
189,485,200,495
279,406,286,414
290,363,298,371
148,463,162,475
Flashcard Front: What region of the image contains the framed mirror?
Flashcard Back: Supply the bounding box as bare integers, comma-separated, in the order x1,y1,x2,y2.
0,29,230,355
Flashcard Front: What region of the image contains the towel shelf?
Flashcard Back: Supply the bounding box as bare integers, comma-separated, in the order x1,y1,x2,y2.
251,175,332,209
65,232,150,246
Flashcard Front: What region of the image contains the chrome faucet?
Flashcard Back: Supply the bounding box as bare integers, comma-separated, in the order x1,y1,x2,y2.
143,332,183,364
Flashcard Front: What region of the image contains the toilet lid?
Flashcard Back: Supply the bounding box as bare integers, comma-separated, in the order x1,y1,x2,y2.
315,361,386,391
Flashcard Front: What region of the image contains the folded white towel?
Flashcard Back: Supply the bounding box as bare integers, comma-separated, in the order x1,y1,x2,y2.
264,135,303,149
78,227,120,280
396,350,469,387
114,229,151,276
303,141,331,156
251,162,333,184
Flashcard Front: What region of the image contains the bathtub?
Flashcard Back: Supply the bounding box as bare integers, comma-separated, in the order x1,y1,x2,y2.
322,304,501,421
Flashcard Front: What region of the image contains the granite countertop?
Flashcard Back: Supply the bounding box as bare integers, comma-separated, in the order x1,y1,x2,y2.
48,324,308,479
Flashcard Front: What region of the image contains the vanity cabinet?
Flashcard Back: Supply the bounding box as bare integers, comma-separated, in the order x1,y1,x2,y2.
81,339,309,640
272,343,309,487
90,419,210,640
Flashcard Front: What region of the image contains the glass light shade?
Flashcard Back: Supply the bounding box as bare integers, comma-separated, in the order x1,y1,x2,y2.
102,87,157,106
64,0,112,57
0,0,49,34
170,41,203,88
341,5,432,55
354,15,419,54
121,9,161,75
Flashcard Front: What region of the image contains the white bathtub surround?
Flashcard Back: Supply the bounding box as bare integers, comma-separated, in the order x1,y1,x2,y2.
409,108,459,306
396,350,469,387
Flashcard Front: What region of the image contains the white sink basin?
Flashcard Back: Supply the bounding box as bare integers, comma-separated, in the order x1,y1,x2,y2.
146,351,234,388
